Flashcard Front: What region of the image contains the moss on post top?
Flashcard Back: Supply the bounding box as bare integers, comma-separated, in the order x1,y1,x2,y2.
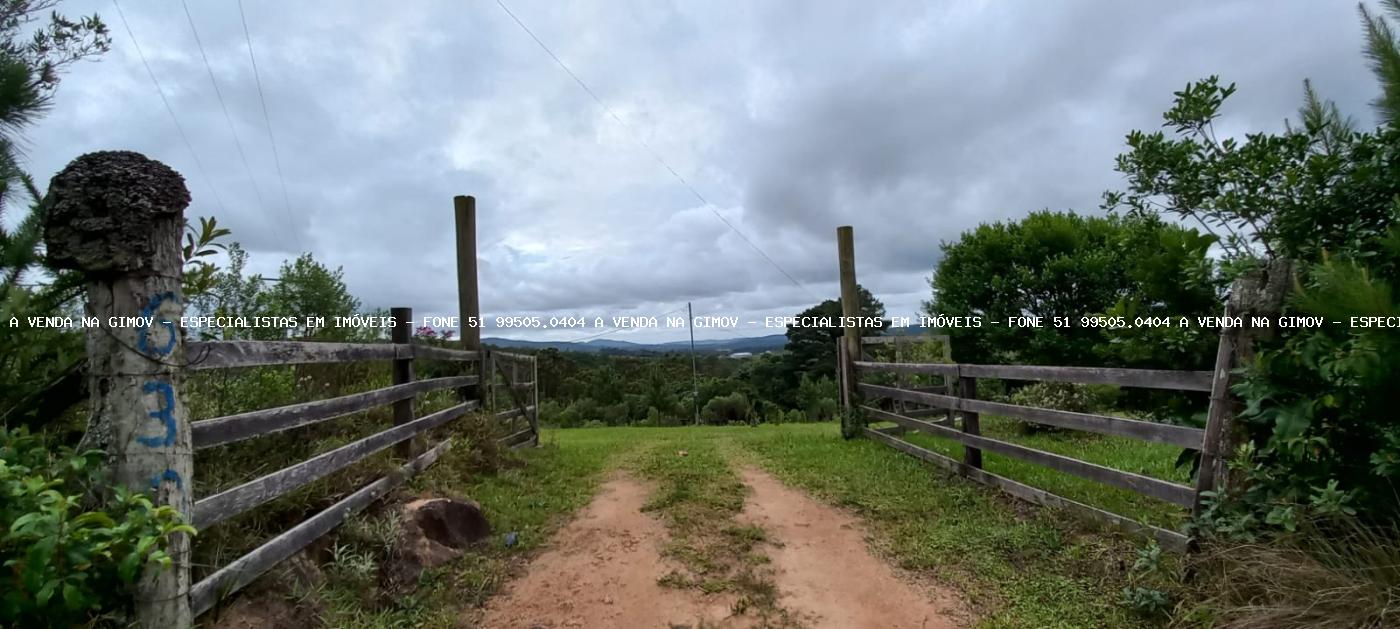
44,150,191,276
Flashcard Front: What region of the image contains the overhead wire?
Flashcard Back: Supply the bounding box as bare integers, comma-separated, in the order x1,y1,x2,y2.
236,0,300,252
111,0,228,216
181,0,296,250
564,305,688,343
492,0,820,302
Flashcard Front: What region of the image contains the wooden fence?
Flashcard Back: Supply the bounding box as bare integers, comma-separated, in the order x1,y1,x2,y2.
39,152,532,627
833,226,1242,553
184,330,538,616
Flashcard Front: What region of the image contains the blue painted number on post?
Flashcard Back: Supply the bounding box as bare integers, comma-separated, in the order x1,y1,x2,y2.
137,291,179,357
136,380,177,447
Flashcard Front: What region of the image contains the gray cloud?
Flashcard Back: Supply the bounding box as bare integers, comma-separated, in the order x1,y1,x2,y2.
13,0,1383,342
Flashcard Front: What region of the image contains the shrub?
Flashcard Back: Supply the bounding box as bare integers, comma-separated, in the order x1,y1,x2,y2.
1118,543,1176,619
1007,382,1099,434
1,427,194,626
701,392,751,425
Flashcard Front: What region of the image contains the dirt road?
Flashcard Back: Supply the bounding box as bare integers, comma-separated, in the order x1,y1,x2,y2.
477,468,966,628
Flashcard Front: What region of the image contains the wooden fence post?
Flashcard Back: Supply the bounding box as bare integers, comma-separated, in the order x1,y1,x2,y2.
391,307,416,457
43,151,193,627
894,336,905,414
837,226,860,437
1192,261,1286,515
959,368,982,469
531,358,540,445
484,350,496,420
454,195,481,403
1194,314,1236,517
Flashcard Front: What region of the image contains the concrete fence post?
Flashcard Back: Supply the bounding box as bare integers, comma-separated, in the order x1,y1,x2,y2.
43,151,193,627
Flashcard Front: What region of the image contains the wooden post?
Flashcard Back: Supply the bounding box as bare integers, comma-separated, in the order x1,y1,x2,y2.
835,339,846,408
391,307,416,458
1194,263,1287,515
484,350,496,420
959,369,982,469
454,195,481,403
510,358,520,432
837,226,860,437
43,151,193,627
1194,316,1236,517
894,336,905,413
531,358,540,445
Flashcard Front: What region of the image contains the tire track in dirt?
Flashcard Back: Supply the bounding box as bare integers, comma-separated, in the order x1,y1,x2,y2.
474,474,733,628
739,467,969,628
476,466,968,628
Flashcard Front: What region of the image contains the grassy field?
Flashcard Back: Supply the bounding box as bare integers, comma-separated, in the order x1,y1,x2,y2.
310,422,1176,628
882,414,1191,529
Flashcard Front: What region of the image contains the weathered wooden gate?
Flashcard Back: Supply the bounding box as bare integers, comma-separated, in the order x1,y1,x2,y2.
832,225,1244,552
42,151,540,626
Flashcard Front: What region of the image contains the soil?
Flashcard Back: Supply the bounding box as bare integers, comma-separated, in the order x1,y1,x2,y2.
475,475,734,628
477,469,968,628
739,467,968,628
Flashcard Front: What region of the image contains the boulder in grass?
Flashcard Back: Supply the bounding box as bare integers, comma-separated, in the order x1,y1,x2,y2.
382,498,491,590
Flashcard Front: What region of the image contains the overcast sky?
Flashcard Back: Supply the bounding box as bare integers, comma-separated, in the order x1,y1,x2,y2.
18,1,1382,342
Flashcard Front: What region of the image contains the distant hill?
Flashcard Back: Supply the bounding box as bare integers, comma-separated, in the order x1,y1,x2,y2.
482,325,941,355
481,333,788,354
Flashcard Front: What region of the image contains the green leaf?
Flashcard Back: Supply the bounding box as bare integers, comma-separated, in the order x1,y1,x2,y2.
61,583,82,611
1271,400,1313,440
35,579,59,607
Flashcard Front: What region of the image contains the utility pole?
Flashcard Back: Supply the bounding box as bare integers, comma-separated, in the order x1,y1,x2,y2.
688,301,700,425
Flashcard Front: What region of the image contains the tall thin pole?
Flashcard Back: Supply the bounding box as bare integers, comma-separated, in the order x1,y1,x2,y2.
837,226,860,438
689,301,700,425
454,195,481,403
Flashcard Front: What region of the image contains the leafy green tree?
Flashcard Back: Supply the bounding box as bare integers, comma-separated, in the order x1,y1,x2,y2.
1104,76,1396,264
0,1,109,293
260,253,361,339
1111,74,1400,528
927,211,1218,368
794,373,837,421
784,284,886,379
1361,0,1400,125
0,1,109,427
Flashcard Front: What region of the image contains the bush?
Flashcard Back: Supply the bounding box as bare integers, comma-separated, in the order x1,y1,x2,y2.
1007,382,1100,434
1201,248,1400,536
701,392,751,425
1,427,193,626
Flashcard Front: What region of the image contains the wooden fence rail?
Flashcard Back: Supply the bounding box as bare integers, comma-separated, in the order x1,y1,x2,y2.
41,172,541,627
834,224,1244,554
183,331,539,616
849,351,1217,552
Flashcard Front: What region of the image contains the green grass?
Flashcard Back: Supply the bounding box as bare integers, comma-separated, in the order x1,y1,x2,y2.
726,423,1167,628
304,423,1174,628
628,432,794,624
887,414,1191,529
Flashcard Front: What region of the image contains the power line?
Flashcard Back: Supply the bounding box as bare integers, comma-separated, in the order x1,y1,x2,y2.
565,305,688,343
492,0,818,302
111,0,227,216
181,0,290,248
236,0,299,252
